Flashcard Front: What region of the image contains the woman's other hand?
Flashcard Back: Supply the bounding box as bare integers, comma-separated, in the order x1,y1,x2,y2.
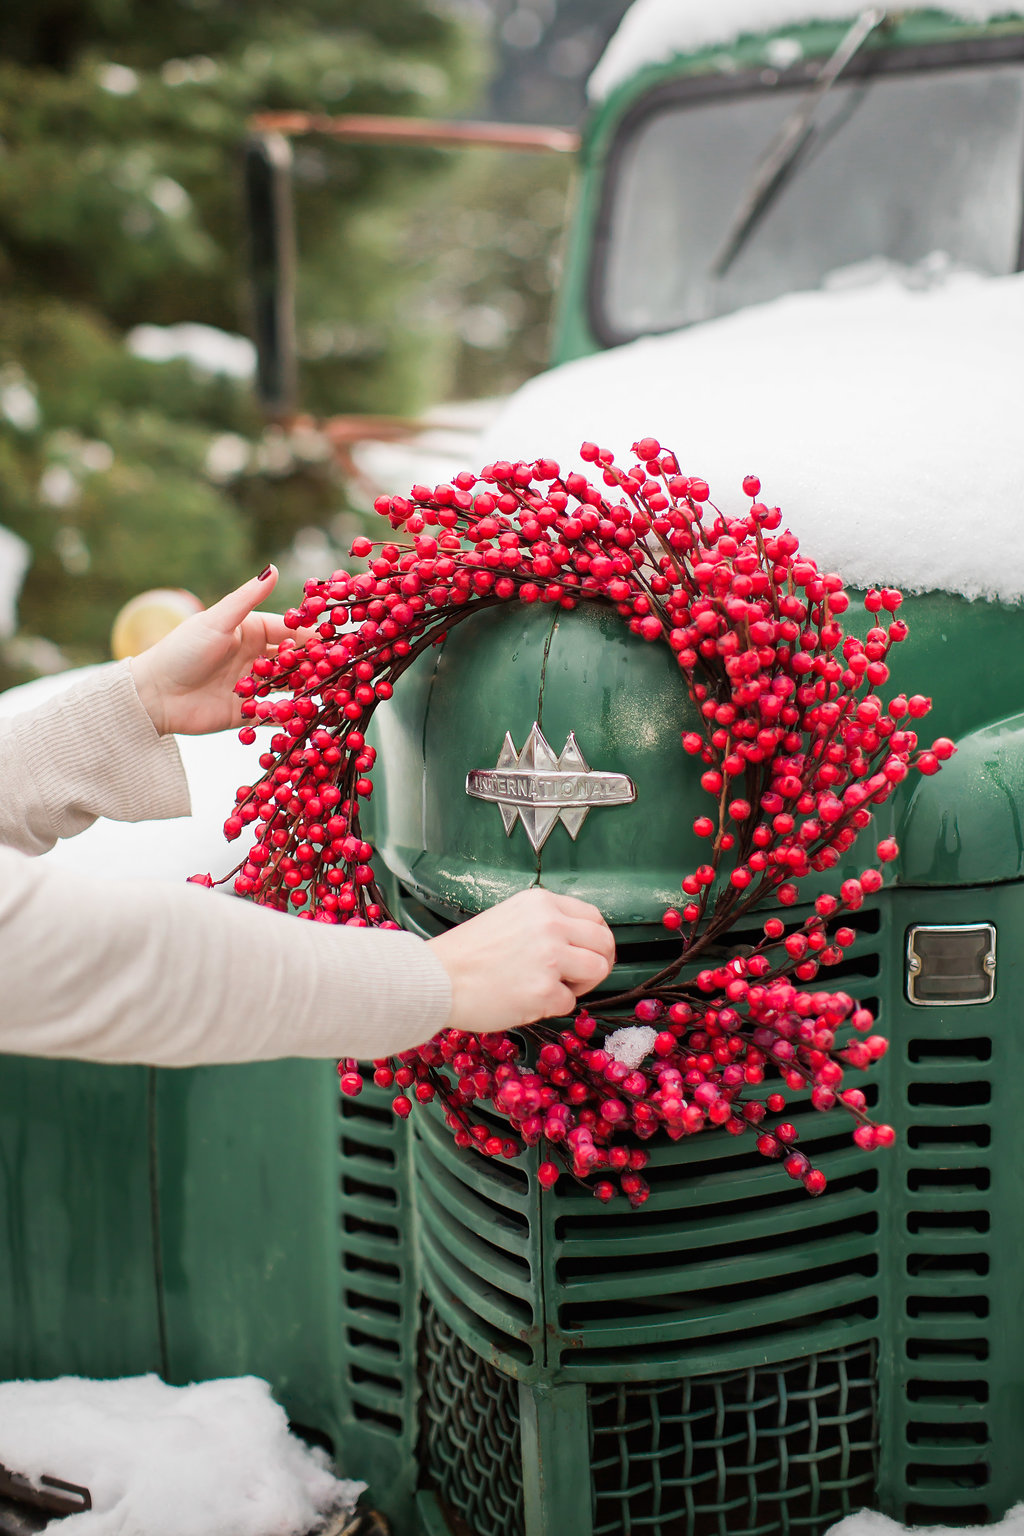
130,567,289,736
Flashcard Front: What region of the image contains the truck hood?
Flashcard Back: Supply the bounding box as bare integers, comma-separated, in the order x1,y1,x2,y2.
479,267,1024,603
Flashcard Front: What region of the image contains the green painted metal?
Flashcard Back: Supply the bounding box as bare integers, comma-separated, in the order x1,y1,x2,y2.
552,10,1024,366
519,1383,589,1534
369,594,1024,940
153,1062,346,1433
897,710,1024,886
368,601,705,923
0,1061,161,1381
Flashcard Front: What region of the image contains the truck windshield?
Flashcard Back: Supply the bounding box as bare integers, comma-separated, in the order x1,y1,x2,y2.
595,60,1024,342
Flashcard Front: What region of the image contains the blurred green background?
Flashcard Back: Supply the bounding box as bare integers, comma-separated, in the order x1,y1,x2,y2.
0,0,629,687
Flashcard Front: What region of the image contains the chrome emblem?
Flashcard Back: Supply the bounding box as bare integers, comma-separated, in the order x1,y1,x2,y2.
466,723,636,852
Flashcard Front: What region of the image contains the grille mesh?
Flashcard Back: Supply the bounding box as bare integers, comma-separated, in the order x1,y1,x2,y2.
420,1301,526,1536
588,1343,878,1536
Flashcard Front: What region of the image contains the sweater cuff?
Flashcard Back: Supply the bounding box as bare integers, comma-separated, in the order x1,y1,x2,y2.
30,661,191,836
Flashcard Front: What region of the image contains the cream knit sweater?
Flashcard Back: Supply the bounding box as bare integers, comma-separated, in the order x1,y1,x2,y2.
0,662,451,1065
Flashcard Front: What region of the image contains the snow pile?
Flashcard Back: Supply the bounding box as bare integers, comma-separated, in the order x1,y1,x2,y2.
126,323,256,379
479,267,1024,603
0,1374,364,1536
605,1024,658,1069
0,667,252,882
590,0,1024,100
827,1508,1024,1536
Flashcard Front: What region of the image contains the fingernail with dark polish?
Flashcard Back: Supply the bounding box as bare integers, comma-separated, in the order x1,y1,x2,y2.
258,565,273,581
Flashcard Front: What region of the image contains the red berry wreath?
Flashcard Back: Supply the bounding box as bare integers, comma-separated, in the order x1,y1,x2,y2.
206,438,953,1206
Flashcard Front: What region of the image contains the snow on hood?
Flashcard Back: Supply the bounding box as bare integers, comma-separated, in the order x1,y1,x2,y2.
589,0,1024,102
478,267,1024,603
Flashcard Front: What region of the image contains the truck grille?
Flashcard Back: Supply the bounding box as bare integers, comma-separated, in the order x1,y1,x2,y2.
412,903,885,1379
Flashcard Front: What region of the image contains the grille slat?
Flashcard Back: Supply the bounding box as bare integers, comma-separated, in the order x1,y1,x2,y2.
556,1183,877,1253
418,1222,535,1335
559,1268,878,1351
899,1003,994,1522
415,1136,533,1256
556,1227,879,1304
337,1088,414,1445
417,1179,535,1300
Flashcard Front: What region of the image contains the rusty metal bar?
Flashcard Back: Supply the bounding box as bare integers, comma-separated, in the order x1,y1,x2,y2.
246,112,580,154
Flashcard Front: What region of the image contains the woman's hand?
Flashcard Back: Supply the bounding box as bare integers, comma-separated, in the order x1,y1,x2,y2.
130,567,290,736
428,887,616,1033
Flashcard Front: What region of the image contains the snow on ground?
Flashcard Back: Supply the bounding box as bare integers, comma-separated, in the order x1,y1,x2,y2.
0,667,251,882
0,1374,363,1536
828,1510,1024,1536
589,0,1024,100
478,266,1024,603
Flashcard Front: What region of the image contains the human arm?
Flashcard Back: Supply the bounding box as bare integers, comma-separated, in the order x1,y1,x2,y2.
0,854,613,1066
0,565,286,856
0,663,189,857
0,570,615,1064
0,840,451,1065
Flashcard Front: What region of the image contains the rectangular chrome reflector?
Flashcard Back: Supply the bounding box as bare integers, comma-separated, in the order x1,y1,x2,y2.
906,924,996,1006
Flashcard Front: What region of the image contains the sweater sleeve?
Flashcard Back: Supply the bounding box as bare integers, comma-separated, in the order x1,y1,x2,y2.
0,662,190,856
0,843,452,1065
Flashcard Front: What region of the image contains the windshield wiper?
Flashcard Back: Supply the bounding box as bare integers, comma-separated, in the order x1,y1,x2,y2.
711,7,887,279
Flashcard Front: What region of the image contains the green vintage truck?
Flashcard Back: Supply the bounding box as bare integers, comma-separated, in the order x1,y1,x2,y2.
4,6,1024,1536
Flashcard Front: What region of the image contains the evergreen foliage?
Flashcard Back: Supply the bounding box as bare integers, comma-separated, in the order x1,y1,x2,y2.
0,0,477,679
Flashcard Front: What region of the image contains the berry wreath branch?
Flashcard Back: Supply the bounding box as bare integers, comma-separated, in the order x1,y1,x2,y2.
201,436,952,1207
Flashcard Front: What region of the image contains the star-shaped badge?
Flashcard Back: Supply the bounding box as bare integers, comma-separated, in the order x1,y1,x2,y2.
466,723,636,852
